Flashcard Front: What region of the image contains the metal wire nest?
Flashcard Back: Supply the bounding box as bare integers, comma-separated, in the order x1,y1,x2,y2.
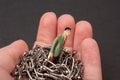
12,45,83,80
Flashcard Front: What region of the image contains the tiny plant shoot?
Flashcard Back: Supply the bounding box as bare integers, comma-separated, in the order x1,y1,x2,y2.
48,27,71,61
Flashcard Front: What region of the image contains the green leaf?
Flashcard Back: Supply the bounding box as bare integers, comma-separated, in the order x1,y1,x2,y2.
53,35,64,57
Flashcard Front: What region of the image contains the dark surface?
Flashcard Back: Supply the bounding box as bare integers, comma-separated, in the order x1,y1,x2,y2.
0,0,120,80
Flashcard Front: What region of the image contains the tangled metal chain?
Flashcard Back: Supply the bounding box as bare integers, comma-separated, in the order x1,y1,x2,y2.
12,45,83,80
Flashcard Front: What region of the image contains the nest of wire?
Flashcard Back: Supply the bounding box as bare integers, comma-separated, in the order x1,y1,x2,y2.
12,45,83,80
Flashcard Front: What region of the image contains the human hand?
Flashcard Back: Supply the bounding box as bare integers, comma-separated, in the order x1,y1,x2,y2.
0,12,102,80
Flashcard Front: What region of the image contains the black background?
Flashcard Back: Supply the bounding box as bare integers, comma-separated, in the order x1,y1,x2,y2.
0,0,120,80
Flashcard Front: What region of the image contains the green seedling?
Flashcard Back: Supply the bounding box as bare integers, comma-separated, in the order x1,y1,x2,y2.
48,27,71,61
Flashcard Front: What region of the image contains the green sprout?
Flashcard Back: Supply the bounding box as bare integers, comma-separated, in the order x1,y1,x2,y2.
48,27,71,61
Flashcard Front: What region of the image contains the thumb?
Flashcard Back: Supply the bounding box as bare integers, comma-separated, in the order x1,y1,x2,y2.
0,40,28,73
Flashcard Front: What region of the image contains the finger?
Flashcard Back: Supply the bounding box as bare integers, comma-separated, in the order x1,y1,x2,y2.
57,14,75,50
0,67,13,80
73,21,93,59
0,40,28,73
81,38,102,80
34,12,57,47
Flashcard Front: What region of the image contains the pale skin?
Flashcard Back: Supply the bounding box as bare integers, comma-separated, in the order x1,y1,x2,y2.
0,12,102,80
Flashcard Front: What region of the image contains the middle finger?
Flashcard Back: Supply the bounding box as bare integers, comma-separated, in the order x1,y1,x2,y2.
57,14,75,50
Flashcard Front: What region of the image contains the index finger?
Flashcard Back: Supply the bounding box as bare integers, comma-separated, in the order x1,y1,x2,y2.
34,12,57,47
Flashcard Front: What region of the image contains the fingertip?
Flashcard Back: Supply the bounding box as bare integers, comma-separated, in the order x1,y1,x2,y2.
0,39,29,73
81,38,102,80
76,20,92,26
58,14,75,48
76,20,93,38
81,38,100,63
74,38,97,60
58,14,75,32
36,12,57,46
58,14,74,21
81,38,98,49
7,39,29,62
10,39,29,51
40,12,57,22
41,12,56,17
43,12,56,16
73,21,93,59
39,12,57,27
